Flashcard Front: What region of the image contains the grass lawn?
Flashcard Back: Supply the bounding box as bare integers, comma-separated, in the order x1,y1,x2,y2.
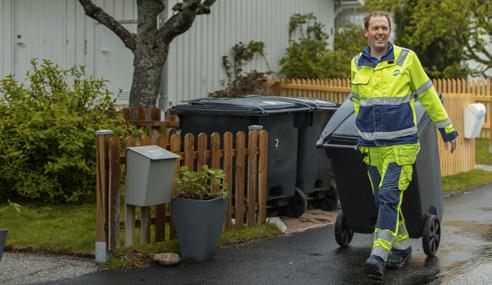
442,169,492,195
0,202,280,268
475,138,492,164
0,204,96,255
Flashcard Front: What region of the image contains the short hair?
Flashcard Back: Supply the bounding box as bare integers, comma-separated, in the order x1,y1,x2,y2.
363,11,392,30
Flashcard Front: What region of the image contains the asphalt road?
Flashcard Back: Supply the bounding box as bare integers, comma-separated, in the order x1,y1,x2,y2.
41,184,492,285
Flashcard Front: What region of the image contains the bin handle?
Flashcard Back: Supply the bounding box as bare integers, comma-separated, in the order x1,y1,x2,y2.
321,144,358,150
259,96,319,109
187,99,269,114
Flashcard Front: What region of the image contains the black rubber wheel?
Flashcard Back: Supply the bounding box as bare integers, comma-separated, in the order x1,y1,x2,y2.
335,211,353,247
422,214,441,256
318,186,339,211
282,188,308,218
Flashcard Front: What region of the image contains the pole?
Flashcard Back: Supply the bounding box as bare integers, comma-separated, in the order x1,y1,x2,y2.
95,130,113,263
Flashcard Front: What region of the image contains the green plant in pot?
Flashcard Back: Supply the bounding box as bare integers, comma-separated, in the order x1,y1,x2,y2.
172,165,229,262
0,200,21,262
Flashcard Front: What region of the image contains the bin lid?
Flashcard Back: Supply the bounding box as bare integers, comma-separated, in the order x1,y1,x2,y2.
172,96,310,116
254,96,338,111
316,95,431,147
127,145,180,160
465,103,486,116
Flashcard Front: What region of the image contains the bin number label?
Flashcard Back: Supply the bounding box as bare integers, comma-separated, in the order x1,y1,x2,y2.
275,138,279,148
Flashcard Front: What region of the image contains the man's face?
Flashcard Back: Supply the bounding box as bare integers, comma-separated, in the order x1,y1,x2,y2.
364,16,391,53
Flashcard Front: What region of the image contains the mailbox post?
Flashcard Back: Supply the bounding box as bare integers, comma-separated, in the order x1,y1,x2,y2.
125,145,179,246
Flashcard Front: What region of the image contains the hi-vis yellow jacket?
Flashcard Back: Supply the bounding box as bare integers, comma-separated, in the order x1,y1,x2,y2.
351,43,458,147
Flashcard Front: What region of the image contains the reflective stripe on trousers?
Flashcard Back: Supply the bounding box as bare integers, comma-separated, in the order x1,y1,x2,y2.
366,161,412,261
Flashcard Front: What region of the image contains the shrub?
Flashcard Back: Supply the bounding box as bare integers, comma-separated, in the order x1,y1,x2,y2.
0,59,131,203
210,41,272,98
279,14,366,79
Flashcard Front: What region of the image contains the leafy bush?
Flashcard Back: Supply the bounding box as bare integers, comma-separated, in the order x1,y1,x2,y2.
210,41,272,98
0,59,131,203
279,14,366,79
174,165,228,200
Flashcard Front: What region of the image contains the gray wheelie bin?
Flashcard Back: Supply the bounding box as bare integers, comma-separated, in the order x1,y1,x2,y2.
258,96,339,215
171,97,310,215
316,96,444,257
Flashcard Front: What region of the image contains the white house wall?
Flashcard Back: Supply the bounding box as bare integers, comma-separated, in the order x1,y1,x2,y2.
0,0,14,80
1,0,335,108
0,0,137,103
166,0,335,106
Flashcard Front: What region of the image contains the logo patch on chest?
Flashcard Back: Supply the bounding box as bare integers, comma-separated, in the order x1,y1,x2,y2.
392,69,401,76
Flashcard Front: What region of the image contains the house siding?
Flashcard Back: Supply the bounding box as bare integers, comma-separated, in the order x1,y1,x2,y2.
0,0,335,108
166,0,335,106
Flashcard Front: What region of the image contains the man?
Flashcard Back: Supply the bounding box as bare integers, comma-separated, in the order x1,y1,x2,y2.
350,11,458,280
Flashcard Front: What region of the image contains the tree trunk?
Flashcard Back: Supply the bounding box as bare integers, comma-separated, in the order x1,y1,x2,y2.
78,0,217,119
128,0,167,119
129,45,169,119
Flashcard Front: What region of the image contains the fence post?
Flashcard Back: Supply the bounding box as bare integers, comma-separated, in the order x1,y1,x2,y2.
108,137,120,251
95,129,113,263
487,79,492,153
258,130,268,225
248,125,262,226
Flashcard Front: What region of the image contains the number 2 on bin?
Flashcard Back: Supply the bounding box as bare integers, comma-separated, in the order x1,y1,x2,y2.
275,138,279,148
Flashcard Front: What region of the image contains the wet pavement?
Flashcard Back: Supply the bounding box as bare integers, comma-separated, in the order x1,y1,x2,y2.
40,184,492,285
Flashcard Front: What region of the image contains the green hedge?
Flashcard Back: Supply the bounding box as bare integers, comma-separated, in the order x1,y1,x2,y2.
0,60,131,203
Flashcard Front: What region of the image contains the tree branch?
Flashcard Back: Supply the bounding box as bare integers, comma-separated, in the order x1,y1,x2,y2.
464,41,491,66
78,0,137,51
159,0,216,42
196,0,216,15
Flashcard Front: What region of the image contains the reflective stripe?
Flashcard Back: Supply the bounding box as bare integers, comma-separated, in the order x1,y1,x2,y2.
415,80,434,97
353,54,361,70
394,223,410,250
375,229,396,242
435,118,452,128
359,126,418,141
393,238,411,250
360,94,412,106
351,92,361,100
371,246,390,261
397,223,408,236
396,49,409,66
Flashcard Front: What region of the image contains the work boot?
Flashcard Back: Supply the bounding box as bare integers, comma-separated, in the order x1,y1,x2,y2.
365,255,385,281
386,247,412,269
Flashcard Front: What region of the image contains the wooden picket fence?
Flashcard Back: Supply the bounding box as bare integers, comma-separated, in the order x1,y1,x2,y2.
267,78,491,103
95,128,268,252
437,93,475,176
266,79,351,104
266,78,492,176
122,106,179,129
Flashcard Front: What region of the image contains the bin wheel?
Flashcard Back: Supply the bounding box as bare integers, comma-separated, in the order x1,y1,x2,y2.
335,211,353,247
318,186,338,211
422,214,441,257
282,188,308,218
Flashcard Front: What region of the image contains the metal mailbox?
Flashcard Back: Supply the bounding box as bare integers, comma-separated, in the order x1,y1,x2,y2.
126,145,180,206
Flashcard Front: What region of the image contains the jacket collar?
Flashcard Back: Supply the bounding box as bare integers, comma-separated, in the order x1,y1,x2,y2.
358,42,394,68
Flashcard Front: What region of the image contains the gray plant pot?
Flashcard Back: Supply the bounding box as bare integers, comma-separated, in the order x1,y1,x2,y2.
172,197,227,262
0,228,8,262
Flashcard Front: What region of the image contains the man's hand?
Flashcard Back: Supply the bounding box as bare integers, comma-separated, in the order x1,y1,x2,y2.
444,139,457,153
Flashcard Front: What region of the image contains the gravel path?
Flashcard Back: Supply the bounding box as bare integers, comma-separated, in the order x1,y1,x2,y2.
0,252,97,285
